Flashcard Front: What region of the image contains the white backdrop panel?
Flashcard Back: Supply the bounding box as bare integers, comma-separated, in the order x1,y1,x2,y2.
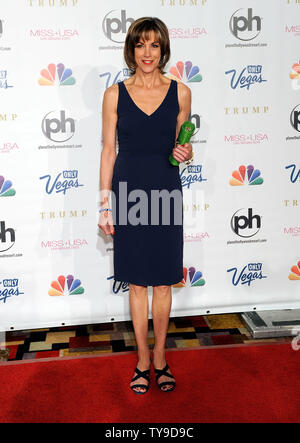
0,0,299,330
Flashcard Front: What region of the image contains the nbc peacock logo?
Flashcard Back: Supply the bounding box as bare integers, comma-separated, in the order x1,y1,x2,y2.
290,61,300,90
289,262,300,280
173,266,205,287
168,61,202,83
38,63,76,86
230,165,263,186
48,275,84,296
0,175,16,197
290,61,300,81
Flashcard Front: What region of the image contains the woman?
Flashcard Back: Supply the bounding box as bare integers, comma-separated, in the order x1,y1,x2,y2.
98,17,193,394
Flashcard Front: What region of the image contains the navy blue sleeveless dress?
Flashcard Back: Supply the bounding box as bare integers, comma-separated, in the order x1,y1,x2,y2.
111,79,184,286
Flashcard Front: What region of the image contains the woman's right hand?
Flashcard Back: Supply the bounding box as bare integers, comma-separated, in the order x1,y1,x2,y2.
98,209,115,236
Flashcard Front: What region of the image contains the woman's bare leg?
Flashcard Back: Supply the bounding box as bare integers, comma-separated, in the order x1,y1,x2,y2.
129,283,150,393
152,284,174,391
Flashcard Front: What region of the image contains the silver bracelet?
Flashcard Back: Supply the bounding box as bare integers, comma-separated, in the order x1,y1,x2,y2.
99,208,112,213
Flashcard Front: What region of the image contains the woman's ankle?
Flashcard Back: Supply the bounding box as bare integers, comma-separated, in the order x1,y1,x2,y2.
137,349,151,369
152,347,166,366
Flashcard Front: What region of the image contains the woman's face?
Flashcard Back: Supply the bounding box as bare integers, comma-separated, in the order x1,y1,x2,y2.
134,30,161,74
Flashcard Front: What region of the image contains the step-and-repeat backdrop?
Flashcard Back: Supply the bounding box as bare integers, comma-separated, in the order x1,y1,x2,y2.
1,0,300,330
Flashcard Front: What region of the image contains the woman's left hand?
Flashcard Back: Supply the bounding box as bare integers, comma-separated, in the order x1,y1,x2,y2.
171,142,193,163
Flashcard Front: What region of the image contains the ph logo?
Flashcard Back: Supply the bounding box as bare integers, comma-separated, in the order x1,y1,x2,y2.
0,221,15,252
290,105,300,132
229,8,262,41
231,208,261,238
188,112,201,131
42,110,75,142
102,10,134,43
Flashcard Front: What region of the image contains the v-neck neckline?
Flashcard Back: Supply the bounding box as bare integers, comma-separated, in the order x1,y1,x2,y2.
122,80,173,118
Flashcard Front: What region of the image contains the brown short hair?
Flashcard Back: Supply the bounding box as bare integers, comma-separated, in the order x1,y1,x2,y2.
124,17,170,75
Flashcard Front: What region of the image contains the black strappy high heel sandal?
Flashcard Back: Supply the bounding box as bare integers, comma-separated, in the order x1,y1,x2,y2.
154,363,176,392
130,367,150,395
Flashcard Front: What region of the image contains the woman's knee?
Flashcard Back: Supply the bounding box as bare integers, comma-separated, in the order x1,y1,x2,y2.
129,283,148,295
153,285,171,294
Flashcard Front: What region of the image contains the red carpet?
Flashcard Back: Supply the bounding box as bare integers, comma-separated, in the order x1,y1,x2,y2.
0,343,299,423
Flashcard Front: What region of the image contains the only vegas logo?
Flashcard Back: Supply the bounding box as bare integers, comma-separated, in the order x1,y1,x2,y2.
227,263,267,287
225,65,267,90
285,164,300,183
39,170,84,195
0,278,24,303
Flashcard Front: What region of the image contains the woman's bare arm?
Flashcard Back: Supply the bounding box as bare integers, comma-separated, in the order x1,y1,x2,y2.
100,84,118,209
98,84,118,235
172,81,193,163
176,81,191,136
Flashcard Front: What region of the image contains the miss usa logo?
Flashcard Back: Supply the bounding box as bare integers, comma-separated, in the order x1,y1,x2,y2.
225,65,267,90
39,170,84,195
